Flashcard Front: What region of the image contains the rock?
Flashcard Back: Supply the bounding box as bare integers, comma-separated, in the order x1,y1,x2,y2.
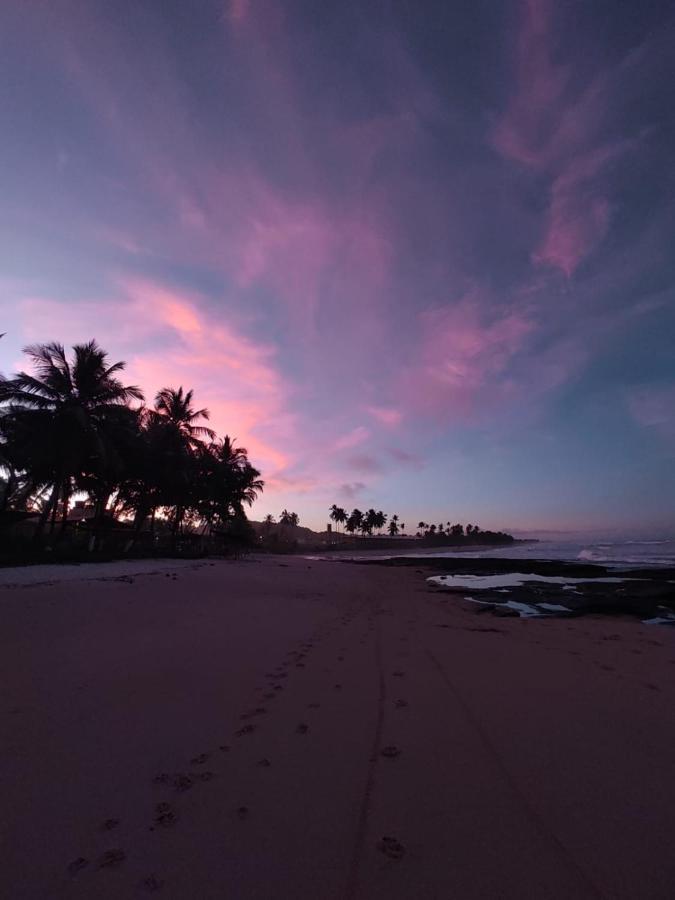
492,606,520,618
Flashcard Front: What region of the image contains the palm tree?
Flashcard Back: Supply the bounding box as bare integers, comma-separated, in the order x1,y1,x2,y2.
345,508,363,535
0,341,143,538
374,510,387,533
194,437,263,532
148,387,215,545
150,387,215,448
329,504,347,533
279,509,299,527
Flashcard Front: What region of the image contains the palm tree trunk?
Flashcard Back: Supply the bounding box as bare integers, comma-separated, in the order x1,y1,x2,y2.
47,479,62,536
171,506,183,551
34,481,59,541
58,480,71,535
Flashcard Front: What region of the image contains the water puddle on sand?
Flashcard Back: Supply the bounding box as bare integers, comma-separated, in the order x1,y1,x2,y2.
428,573,628,590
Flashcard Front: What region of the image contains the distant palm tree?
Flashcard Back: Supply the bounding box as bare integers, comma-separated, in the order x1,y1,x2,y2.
362,508,377,535
279,509,299,527
329,504,347,533
345,508,363,535
374,510,387,533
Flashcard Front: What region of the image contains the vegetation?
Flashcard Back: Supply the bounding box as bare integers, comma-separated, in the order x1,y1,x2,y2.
333,508,512,545
0,340,264,557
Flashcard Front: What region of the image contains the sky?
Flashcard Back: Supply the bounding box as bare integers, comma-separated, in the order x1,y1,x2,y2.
1,0,675,534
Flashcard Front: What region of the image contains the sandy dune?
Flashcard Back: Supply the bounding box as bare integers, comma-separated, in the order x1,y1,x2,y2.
2,555,675,898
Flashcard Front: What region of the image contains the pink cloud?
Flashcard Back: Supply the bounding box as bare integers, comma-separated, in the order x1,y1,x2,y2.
494,0,639,277
334,426,370,451
387,448,423,466
533,143,636,276
493,0,569,167
226,0,251,27
401,292,535,418
534,191,610,277
366,406,403,427
16,280,296,476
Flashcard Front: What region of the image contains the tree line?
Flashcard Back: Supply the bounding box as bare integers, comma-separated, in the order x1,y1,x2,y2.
329,505,402,536
328,507,513,543
0,340,264,549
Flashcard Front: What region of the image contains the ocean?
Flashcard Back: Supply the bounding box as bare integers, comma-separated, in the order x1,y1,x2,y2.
409,537,675,569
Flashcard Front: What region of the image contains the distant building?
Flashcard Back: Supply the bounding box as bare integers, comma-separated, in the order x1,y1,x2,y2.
67,500,96,522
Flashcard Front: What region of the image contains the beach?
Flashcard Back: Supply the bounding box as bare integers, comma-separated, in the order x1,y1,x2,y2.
2,555,675,899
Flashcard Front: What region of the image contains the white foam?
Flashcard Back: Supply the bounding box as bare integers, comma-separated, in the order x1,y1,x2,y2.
427,573,627,590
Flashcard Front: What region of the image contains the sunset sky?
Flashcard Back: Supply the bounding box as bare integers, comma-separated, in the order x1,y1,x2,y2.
1,0,674,533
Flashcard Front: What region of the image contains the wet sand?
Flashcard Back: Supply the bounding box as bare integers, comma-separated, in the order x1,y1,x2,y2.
2,555,675,899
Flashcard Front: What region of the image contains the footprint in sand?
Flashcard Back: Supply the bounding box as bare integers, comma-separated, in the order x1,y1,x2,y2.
296,723,309,734
262,692,276,700
67,857,89,876
98,848,126,868
334,683,342,690
173,774,193,792
155,802,177,827
102,818,119,831
195,771,216,782
153,773,170,785
236,724,257,736
190,753,209,765
393,671,405,678
237,806,250,819
378,836,405,860
219,744,231,753
257,758,272,767
394,699,408,709
141,873,164,892
381,745,401,759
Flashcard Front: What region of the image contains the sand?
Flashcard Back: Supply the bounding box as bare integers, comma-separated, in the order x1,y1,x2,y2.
2,555,675,899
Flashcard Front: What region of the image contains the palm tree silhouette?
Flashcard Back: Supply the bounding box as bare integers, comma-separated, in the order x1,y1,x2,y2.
329,504,347,533
149,387,215,545
1,340,143,537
